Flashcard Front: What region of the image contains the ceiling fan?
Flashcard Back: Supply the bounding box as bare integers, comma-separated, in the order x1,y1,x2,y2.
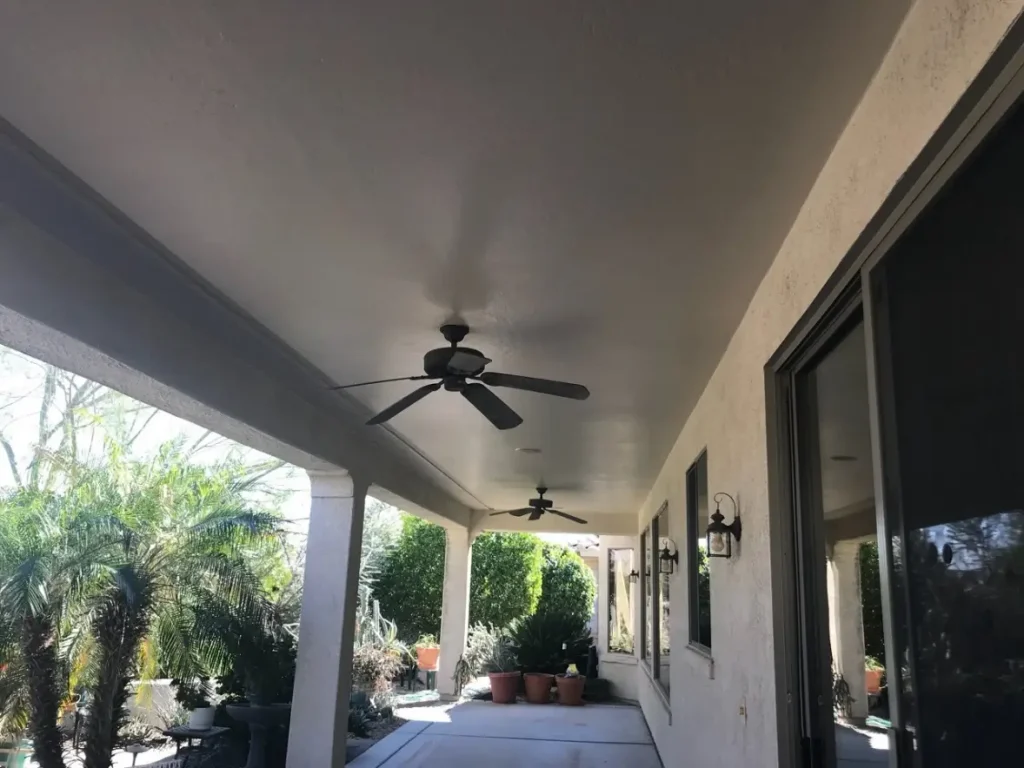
332,324,589,430
489,487,587,525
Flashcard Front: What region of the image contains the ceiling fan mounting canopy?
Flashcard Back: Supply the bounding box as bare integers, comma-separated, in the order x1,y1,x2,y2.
331,324,590,430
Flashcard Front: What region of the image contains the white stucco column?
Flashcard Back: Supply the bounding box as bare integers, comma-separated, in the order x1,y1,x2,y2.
828,540,868,719
286,469,367,768
436,526,473,700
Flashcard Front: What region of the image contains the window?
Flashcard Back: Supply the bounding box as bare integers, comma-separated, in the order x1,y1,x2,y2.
607,548,635,654
642,527,653,663
641,505,672,694
656,505,671,691
687,451,711,650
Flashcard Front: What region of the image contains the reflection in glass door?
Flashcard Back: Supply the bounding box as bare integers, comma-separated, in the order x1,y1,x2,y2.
870,98,1024,768
793,315,892,768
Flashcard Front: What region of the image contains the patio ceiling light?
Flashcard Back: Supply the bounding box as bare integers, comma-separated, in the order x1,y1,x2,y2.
707,492,742,559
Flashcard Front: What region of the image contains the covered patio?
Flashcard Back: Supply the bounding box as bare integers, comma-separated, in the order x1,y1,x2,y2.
2,1,1023,766
351,701,660,768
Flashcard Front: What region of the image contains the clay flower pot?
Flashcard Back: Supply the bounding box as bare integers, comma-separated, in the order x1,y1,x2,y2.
488,671,520,704
416,645,440,671
555,674,585,706
865,668,884,695
523,672,554,704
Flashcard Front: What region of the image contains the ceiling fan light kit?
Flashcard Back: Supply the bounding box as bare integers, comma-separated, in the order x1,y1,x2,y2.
332,324,590,430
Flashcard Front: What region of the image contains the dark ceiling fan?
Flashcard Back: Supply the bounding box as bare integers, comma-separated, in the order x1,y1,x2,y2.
489,487,587,524
331,324,589,430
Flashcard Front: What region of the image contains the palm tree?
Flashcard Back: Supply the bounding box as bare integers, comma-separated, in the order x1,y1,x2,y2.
66,446,285,768
0,490,111,768
0,438,289,768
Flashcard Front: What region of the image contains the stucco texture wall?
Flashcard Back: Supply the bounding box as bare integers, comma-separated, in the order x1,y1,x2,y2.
634,2,1024,766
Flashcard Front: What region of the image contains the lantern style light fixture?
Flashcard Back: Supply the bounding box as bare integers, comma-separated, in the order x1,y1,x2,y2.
707,492,742,558
658,539,679,575
627,569,641,584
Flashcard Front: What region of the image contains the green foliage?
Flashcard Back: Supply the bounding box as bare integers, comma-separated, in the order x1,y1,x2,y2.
535,545,596,621
374,516,446,643
464,624,517,675
171,679,211,710
0,436,290,768
375,518,544,642
469,533,543,629
508,611,591,674
696,544,711,647
859,542,884,663
414,634,438,649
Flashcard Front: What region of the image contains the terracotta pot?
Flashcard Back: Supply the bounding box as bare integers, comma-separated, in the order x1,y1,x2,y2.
488,671,520,704
523,672,554,704
555,674,585,706
416,646,440,671
865,668,884,695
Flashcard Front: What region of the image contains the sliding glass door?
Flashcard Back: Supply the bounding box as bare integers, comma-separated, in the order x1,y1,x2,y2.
868,97,1024,768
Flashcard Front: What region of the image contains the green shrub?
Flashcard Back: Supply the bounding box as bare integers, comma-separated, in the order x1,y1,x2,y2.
375,517,543,642
464,624,517,674
509,611,591,674
469,533,543,629
535,544,596,621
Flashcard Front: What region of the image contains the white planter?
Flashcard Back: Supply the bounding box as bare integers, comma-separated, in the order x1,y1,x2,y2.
188,706,215,730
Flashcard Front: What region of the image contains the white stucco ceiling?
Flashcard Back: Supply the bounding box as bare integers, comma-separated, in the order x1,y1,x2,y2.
0,1,909,516
815,323,875,519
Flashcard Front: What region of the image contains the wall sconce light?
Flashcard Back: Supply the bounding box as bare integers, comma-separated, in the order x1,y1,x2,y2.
707,492,742,558
658,539,679,575
627,569,640,584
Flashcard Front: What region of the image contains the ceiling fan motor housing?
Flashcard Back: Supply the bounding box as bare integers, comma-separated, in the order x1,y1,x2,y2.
423,347,489,378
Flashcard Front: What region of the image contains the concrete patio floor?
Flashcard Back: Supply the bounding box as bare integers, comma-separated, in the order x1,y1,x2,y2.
352,700,662,767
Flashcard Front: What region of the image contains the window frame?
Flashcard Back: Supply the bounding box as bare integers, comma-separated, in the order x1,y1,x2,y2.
606,547,636,656
640,526,651,666
686,449,712,652
654,502,670,693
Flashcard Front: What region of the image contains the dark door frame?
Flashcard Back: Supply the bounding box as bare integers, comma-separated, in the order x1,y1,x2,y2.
764,19,1024,768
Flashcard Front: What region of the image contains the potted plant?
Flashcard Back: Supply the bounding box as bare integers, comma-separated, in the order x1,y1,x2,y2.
217,606,297,768
556,663,585,706
414,634,441,672
172,679,216,731
865,656,885,695
484,634,519,705
509,613,592,706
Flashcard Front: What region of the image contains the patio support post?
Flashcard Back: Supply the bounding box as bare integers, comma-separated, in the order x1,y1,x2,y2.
437,525,473,700
286,469,367,768
828,540,868,719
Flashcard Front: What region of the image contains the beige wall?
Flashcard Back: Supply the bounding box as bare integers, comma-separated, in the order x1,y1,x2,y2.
633,2,1024,766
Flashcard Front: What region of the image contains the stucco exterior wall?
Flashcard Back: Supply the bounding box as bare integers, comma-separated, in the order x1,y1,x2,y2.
633,2,1024,766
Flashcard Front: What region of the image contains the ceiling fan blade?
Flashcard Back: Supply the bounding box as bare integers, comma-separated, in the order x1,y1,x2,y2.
548,509,588,525
461,384,523,430
478,372,590,400
332,375,433,391
367,382,442,425
490,508,533,517
529,509,543,521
